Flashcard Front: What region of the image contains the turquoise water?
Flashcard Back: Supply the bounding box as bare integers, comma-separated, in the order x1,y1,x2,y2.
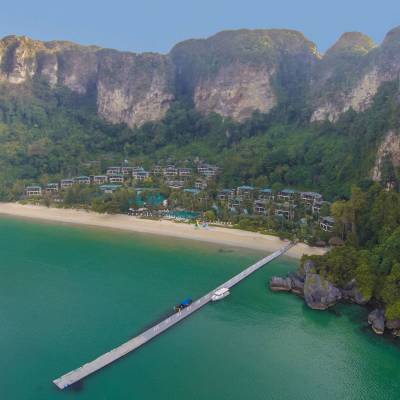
135,192,165,207
0,216,399,399
167,210,200,219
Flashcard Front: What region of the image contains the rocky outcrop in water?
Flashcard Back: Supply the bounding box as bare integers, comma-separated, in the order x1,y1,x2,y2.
269,271,305,294
368,309,385,335
386,319,400,337
303,273,342,310
269,259,400,337
269,276,292,292
341,279,369,305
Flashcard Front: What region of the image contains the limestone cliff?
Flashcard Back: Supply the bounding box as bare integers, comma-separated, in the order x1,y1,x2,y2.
193,63,277,120
96,50,174,127
0,26,399,127
0,35,175,127
372,130,400,181
171,29,318,121
311,28,400,122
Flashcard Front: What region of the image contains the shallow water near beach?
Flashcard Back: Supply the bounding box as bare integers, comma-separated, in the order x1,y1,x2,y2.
0,216,400,399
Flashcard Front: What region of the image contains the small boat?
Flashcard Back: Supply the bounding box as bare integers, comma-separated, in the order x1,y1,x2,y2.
174,298,193,312
211,287,230,301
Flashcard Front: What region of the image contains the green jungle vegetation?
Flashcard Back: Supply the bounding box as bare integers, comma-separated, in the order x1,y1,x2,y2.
0,78,399,202
0,76,400,318
304,184,400,320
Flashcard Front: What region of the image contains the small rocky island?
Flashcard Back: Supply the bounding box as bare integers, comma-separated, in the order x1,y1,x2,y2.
270,260,400,337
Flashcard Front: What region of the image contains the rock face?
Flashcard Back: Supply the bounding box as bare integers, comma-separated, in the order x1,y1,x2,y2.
171,29,318,121
96,50,175,127
303,273,342,310
269,276,292,292
0,26,400,126
270,259,400,338
0,36,175,127
341,279,370,305
269,272,305,295
311,27,400,122
368,309,385,335
372,130,400,181
193,63,277,121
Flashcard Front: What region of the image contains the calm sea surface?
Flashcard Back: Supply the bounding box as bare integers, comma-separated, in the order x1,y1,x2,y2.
0,216,399,399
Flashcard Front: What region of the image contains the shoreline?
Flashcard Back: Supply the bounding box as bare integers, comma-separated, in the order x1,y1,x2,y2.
0,203,326,259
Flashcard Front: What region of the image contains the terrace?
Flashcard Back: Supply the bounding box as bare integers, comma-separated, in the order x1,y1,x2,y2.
108,174,124,184
277,189,297,202
25,186,42,197
100,184,122,194
60,179,74,189
45,183,59,193
320,216,335,232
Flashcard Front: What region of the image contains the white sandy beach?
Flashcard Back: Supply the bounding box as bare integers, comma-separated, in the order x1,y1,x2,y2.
0,203,326,259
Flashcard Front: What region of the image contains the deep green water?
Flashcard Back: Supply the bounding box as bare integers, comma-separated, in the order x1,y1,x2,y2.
1,217,400,400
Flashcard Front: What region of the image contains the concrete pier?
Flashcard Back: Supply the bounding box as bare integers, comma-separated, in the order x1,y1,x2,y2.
53,242,294,389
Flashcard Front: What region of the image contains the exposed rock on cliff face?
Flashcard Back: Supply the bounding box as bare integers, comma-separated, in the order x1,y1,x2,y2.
303,273,342,310
171,29,318,121
0,35,175,127
372,130,400,181
310,32,378,122
96,50,175,127
193,63,276,121
0,26,399,127
368,309,385,335
269,259,400,337
269,272,305,294
269,276,292,292
341,279,369,305
311,27,400,122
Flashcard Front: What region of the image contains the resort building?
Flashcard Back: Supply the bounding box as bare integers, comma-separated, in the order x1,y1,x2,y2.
254,200,268,215
163,165,179,177
93,175,108,185
217,189,235,201
258,188,273,201
133,170,150,181
25,185,42,197
300,191,323,206
106,167,121,176
100,184,122,194
277,189,297,202
274,203,296,220
197,164,219,178
320,216,335,232
312,199,328,215
108,174,124,184
195,179,208,190
74,176,91,185
228,197,242,209
128,207,152,217
45,183,59,193
151,165,163,176
120,166,134,176
178,168,192,178
236,186,255,201
167,180,185,189
60,179,74,189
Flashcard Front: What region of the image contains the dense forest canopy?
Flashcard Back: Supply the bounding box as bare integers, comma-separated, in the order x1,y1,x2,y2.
304,184,400,320
0,77,399,201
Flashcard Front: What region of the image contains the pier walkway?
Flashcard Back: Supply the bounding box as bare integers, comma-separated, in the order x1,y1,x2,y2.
53,242,294,389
